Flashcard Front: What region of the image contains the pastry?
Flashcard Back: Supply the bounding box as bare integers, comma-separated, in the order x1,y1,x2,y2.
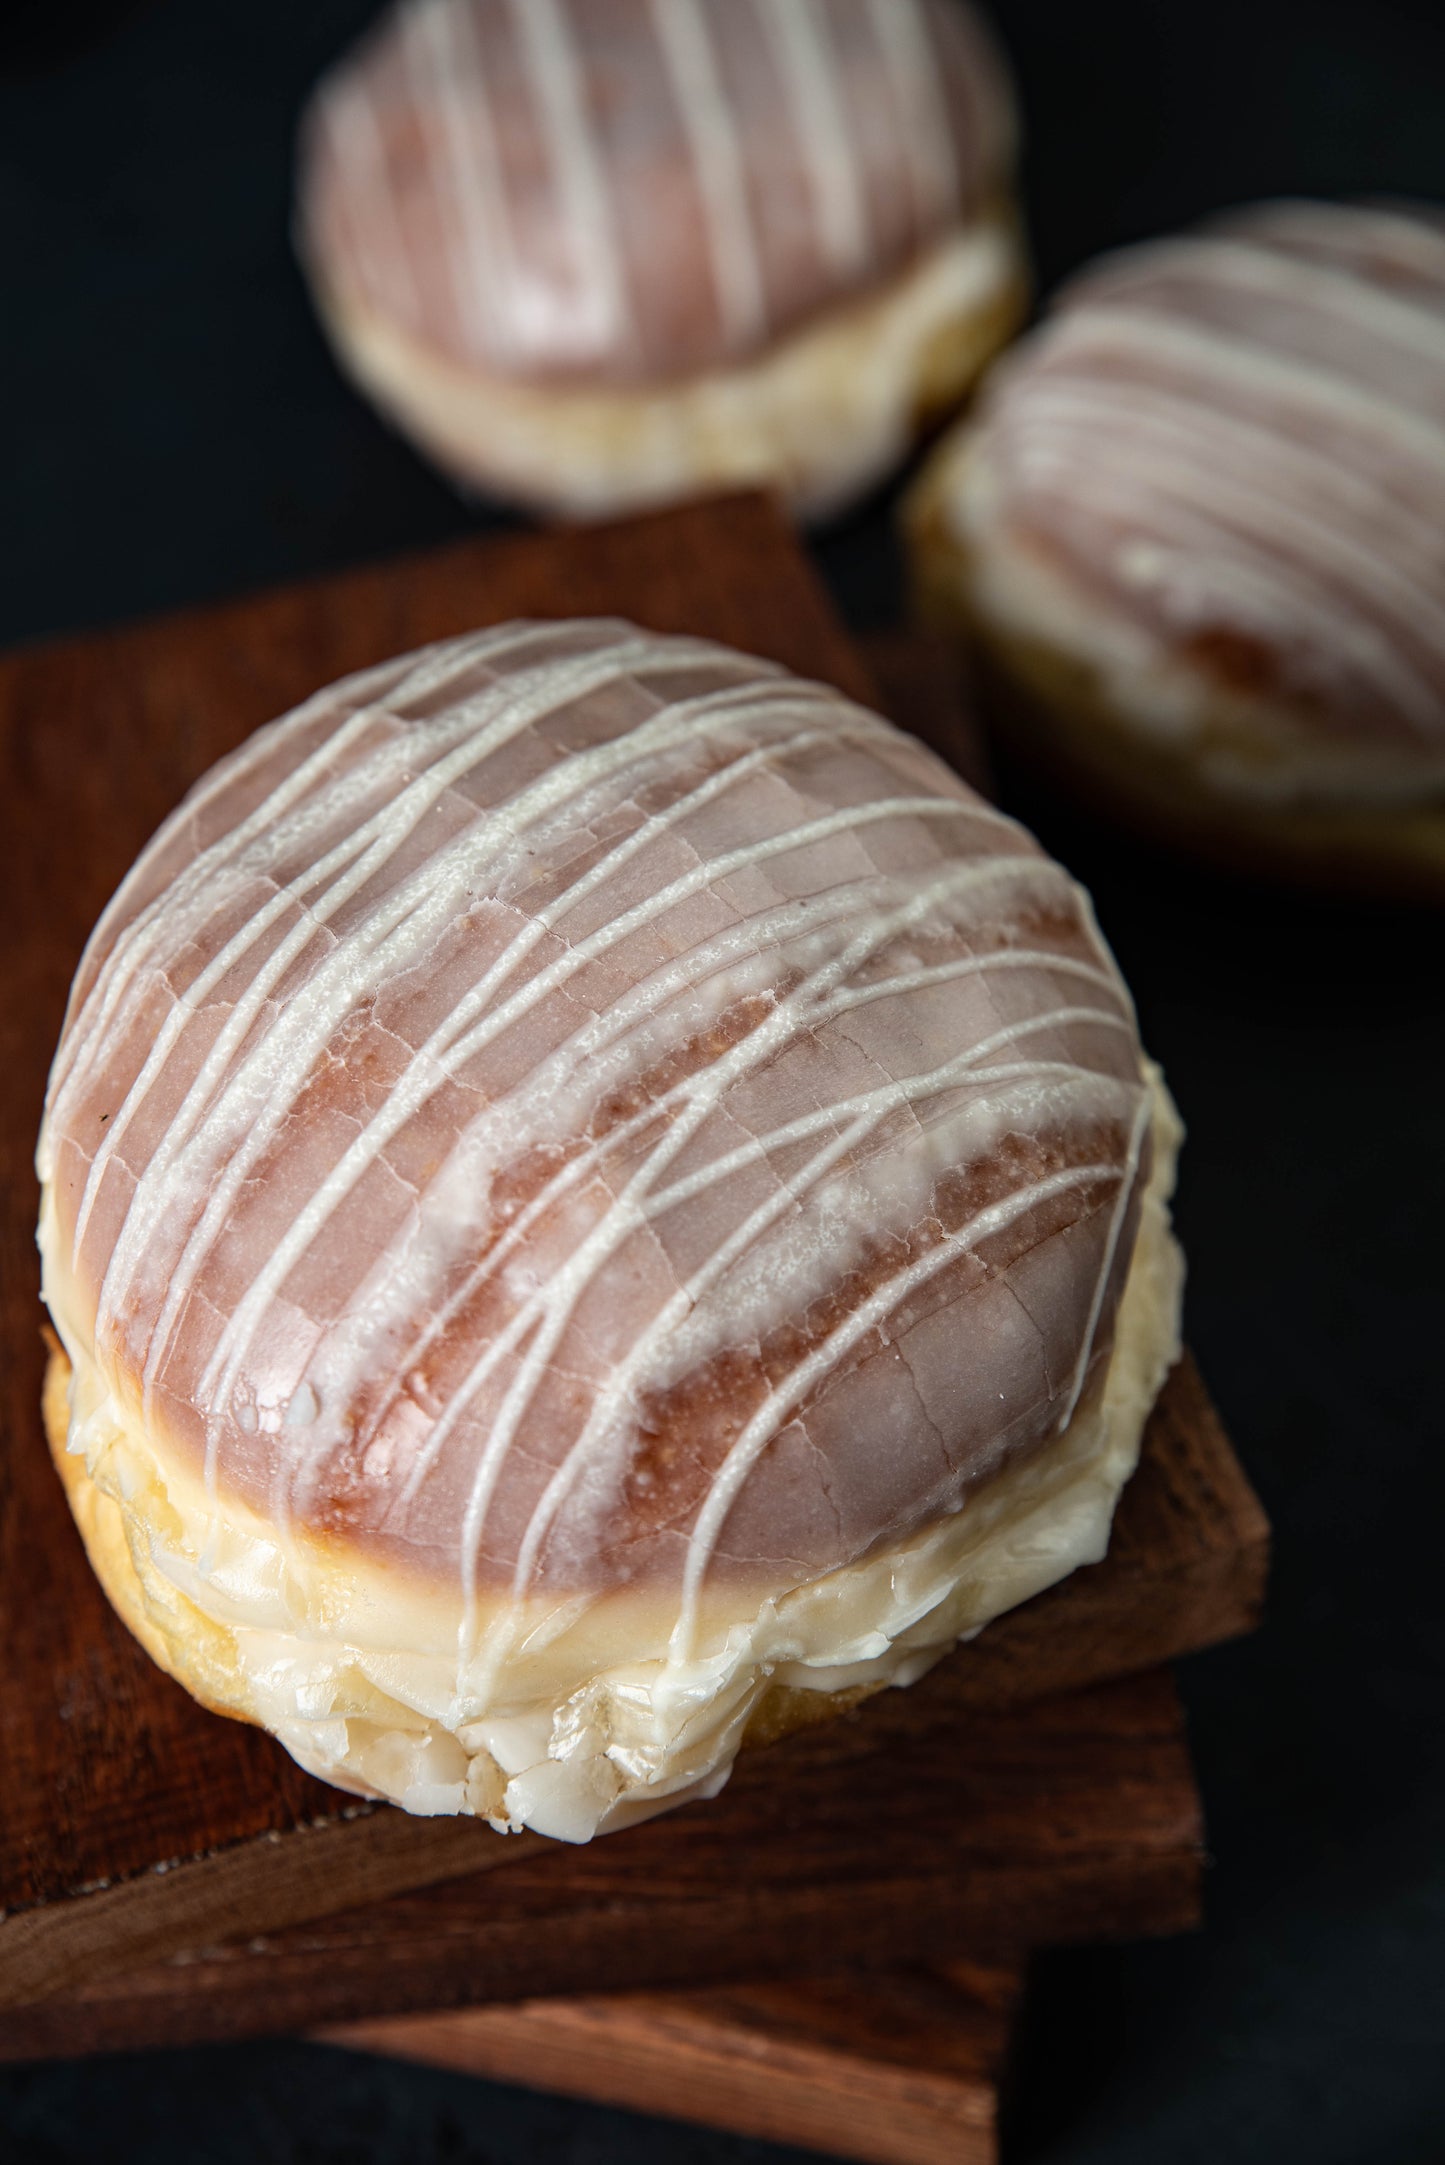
296,0,1026,521
907,198,1445,893
38,620,1182,1841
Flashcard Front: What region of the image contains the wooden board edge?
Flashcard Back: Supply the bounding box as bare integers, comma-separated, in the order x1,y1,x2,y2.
316,1965,1025,2165
0,1805,543,2016
0,1847,1203,2060
0,495,876,709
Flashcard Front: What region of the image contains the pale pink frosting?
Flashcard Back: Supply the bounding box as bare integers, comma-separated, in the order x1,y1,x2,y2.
40,623,1153,1636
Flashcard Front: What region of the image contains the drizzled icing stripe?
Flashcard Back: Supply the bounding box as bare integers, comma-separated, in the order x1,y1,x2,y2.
60,624,763,1115
759,0,870,283
199,790,1005,1445
1224,198,1445,282
406,0,516,361
670,1151,1123,1663
383,913,1118,1544
70,631,733,1285
299,0,1013,383
491,1023,1130,1669
320,89,413,328
50,630,546,1118
373,941,1124,1482
145,700,883,1441
1000,396,1445,721
42,622,1149,1626
957,200,1445,751
437,855,1092,1654
188,714,928,1421
1043,309,1445,475
1080,234,1445,366
866,0,960,234
508,0,630,360
649,0,767,353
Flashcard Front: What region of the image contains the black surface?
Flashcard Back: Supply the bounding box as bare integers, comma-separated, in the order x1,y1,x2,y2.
2,4,1443,2162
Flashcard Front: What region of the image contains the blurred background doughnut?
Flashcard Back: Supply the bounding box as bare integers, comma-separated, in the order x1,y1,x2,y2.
907,198,1445,895
296,0,1026,522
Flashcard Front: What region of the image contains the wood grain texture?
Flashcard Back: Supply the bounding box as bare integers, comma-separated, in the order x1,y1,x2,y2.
3,1668,1198,2059
322,1960,1025,2165
0,497,1265,2026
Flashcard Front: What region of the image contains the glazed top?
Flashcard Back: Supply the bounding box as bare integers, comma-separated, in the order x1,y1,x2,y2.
297,0,1016,386
39,622,1151,1643
957,199,1445,759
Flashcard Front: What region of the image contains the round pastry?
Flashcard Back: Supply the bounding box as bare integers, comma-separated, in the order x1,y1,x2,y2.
38,620,1182,1842
907,197,1445,893
295,0,1026,522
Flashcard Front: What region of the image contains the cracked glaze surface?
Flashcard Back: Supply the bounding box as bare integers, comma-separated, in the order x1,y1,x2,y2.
38,623,1171,1831
297,0,1015,386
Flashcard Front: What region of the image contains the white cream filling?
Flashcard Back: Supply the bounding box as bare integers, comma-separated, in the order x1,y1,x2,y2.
41,1072,1181,1846
312,217,1024,525
935,444,1445,808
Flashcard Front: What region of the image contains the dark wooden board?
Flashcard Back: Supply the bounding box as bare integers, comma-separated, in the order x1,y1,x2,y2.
0,1347,1261,2015
4,1668,1199,2060
323,1960,1025,2165
0,498,1266,2021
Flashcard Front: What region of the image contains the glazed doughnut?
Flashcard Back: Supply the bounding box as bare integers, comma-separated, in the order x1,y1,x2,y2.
907,198,1445,892
295,0,1027,521
38,621,1182,1841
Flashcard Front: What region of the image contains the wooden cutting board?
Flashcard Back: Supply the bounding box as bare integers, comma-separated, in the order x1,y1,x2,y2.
0,497,1267,2023
5,1663,1200,2056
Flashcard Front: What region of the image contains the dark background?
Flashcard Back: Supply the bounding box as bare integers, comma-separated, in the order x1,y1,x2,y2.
2,4,1443,2161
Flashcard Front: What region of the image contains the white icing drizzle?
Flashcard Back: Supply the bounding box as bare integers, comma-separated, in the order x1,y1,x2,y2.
1042,309,1445,483
758,0,871,283
649,0,767,352
670,1151,1120,1662
355,936,1120,1521
319,85,418,333
497,1025,1129,1681
194,764,969,1438
405,0,519,362
41,623,1150,1657
49,631,544,1126
298,0,1012,382
69,629,695,1296
441,870,1095,1668
143,701,878,1459
866,0,960,234
1225,197,1445,283
999,389,1445,723
1089,234,1445,370
507,0,630,362
953,199,1445,754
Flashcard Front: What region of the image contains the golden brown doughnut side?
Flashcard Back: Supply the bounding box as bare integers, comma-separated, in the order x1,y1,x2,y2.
43,1340,878,1770
304,207,1028,522
43,1343,262,1733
